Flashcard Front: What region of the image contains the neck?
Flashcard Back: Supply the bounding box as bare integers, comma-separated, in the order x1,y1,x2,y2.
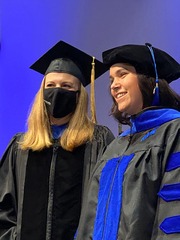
50,114,72,126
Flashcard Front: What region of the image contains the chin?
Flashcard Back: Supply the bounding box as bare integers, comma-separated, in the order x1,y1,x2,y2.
118,106,127,113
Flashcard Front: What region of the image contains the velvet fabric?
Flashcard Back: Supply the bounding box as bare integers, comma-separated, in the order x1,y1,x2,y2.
160,215,180,234
20,145,85,240
158,183,180,202
21,149,52,240
93,154,134,240
51,123,68,139
130,108,180,134
120,108,180,137
76,108,180,240
166,152,180,172
102,44,180,83
0,125,115,240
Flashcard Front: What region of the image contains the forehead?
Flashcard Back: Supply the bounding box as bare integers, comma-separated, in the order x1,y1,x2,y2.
45,72,80,83
110,63,136,73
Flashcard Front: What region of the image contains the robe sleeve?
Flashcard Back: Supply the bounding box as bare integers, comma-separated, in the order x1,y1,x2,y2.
0,135,20,240
153,126,180,239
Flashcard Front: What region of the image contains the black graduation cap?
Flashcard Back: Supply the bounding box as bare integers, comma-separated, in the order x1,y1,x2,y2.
30,40,108,87
102,43,180,83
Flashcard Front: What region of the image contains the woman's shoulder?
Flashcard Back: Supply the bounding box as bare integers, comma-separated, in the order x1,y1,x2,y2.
94,124,115,141
0,133,24,165
10,132,24,143
160,117,180,133
3,132,24,153
94,124,113,134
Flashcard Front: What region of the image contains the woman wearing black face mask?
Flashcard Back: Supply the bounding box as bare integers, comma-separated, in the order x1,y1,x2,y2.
0,41,114,240
43,86,79,119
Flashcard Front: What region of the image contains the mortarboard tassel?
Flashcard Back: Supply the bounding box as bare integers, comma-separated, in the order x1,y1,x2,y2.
152,80,159,105
146,43,160,106
90,56,97,123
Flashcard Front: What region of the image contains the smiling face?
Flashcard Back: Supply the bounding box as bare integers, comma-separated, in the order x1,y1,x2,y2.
110,63,143,115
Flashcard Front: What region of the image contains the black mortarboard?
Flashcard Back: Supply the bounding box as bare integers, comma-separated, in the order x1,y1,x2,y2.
102,43,180,83
30,40,108,87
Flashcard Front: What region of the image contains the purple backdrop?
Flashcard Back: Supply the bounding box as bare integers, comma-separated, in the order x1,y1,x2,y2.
1,0,180,157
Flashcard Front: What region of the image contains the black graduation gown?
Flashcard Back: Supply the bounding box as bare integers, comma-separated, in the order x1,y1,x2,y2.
0,125,114,240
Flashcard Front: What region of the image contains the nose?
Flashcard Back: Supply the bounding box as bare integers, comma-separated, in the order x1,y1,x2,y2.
55,84,61,88
110,78,120,92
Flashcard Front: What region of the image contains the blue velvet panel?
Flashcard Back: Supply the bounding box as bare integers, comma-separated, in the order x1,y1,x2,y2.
158,183,180,202
130,109,180,134
51,123,68,139
141,128,157,141
93,154,134,240
160,215,180,234
165,152,180,172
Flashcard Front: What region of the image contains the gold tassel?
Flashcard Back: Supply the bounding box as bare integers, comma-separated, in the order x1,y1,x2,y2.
90,56,97,123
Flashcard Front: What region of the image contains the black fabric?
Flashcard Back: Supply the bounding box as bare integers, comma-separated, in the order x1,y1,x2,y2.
20,145,85,240
21,149,52,240
30,40,108,87
0,125,115,240
102,43,180,82
51,145,85,240
44,88,78,118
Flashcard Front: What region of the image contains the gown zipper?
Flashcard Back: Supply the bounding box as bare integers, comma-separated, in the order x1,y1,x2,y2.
46,141,59,240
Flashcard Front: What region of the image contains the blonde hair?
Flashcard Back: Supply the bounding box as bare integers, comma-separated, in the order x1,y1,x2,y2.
20,78,95,151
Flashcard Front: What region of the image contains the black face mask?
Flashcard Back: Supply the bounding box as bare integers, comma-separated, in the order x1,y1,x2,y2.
44,88,79,118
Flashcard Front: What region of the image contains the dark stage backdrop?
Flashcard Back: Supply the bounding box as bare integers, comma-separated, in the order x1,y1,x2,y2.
0,0,180,157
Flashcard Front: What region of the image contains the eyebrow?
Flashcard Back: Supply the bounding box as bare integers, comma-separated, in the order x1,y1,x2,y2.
45,80,73,84
109,68,128,79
